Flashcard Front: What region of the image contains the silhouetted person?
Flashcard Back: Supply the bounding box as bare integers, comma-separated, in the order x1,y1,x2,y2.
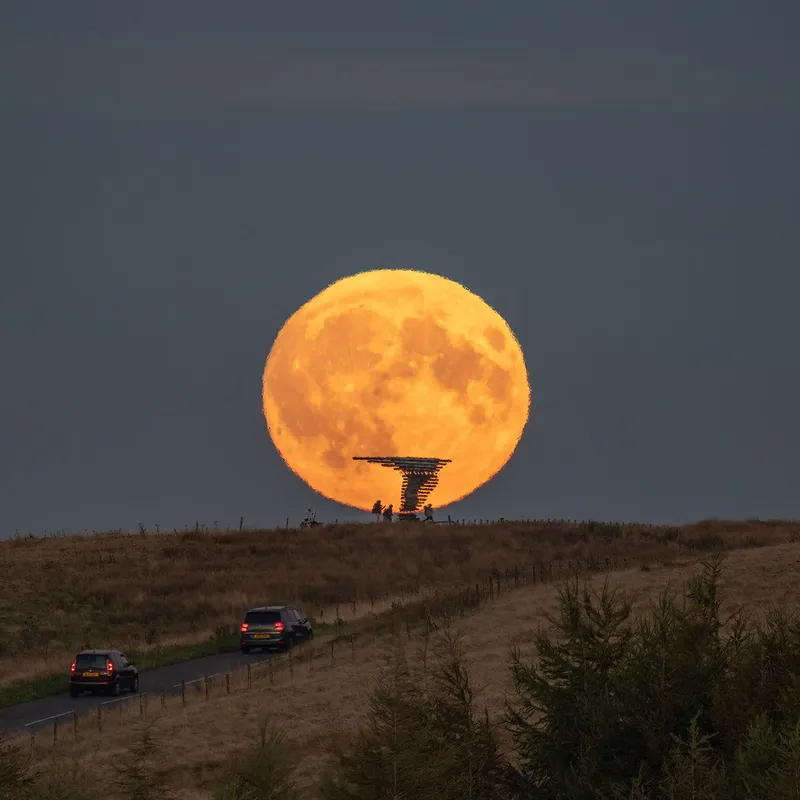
382,504,394,522
423,504,434,522
371,500,383,521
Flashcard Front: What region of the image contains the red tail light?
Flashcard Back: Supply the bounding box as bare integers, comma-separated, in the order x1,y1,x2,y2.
107,660,114,674
70,662,76,674
274,621,284,632
240,622,249,633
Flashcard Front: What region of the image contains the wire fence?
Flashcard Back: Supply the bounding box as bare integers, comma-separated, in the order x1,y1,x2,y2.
23,550,623,751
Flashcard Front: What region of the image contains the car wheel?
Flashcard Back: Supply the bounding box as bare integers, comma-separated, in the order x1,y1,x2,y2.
69,688,79,698
307,629,314,641
109,679,120,697
240,646,251,655
130,675,140,694
283,635,295,652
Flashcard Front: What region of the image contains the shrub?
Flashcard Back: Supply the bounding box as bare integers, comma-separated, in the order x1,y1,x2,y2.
320,629,509,799
112,720,173,800
213,721,300,800
0,732,33,798
505,554,800,799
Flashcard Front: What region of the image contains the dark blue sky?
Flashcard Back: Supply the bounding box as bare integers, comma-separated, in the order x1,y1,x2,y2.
2,2,799,535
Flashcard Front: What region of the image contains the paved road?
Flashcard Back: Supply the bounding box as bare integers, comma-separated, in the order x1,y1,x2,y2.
0,648,280,736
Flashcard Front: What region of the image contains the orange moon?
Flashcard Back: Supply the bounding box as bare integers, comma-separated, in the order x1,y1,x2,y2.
262,269,530,511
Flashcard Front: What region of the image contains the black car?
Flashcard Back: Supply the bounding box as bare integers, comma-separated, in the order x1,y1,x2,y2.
70,649,139,697
240,605,313,654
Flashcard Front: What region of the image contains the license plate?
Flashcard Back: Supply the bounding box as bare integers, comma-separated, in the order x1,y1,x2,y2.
253,634,271,639
82,671,100,677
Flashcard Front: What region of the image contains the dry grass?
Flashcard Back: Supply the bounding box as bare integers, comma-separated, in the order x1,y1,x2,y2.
18,538,800,799
1,517,795,686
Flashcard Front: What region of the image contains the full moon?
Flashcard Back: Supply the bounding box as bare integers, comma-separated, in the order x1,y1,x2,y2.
262,269,530,511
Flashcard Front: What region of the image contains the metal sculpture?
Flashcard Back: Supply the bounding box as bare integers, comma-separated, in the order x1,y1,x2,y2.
353,456,452,519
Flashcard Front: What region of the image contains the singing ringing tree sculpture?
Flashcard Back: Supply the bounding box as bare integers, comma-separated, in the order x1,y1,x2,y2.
353,456,452,521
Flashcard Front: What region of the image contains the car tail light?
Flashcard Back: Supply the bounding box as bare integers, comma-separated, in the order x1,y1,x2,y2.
107,660,114,674
274,621,284,632
240,622,249,633
70,662,76,674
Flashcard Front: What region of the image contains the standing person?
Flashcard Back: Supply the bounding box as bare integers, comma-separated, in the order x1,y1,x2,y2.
423,504,434,523
382,504,394,522
371,500,383,522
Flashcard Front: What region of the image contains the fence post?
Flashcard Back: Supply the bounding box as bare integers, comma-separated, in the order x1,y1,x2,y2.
309,645,314,671
72,712,78,737
53,719,58,745
204,675,209,701
160,689,166,710
330,641,335,667
269,659,274,685
247,664,252,689
289,653,294,680
226,673,231,695
181,679,186,707
351,634,356,662
97,707,103,732
139,693,145,718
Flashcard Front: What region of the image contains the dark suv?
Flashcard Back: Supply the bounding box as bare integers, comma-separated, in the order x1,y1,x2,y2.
240,605,313,654
70,649,139,697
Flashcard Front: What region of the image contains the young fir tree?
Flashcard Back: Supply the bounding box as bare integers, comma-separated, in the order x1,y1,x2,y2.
505,576,637,799
0,732,33,799
213,721,300,800
321,630,509,800
112,720,173,800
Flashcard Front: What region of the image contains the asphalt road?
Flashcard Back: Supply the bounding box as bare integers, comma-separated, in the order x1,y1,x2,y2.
0,647,280,736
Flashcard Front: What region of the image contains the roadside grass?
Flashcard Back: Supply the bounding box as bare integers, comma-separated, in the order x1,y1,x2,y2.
12,540,800,799
0,633,239,709
0,518,796,693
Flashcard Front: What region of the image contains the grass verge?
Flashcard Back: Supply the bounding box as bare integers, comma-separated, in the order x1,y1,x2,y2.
0,633,241,709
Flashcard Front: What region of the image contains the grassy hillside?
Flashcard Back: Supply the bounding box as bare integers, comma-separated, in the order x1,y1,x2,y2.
0,518,796,691
5,538,800,798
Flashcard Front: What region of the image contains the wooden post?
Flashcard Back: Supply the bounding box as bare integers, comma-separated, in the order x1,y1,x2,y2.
97,707,103,732
269,659,274,684
239,516,244,532
204,675,209,701
247,664,252,689
72,712,78,736
289,653,294,680
160,689,166,710
226,673,231,695
139,693,145,717
309,645,313,671
53,719,58,744
330,640,335,667
351,634,356,662
181,679,186,707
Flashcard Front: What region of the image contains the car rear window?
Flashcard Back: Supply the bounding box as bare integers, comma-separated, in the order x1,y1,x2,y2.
244,611,281,625
76,653,108,668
